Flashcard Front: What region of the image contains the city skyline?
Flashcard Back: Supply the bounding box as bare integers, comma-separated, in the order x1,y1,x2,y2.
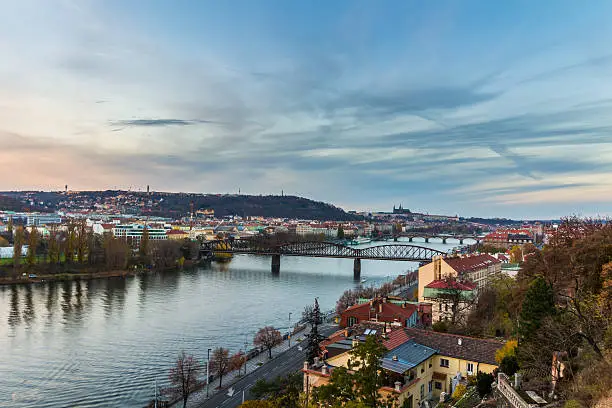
3,1,612,219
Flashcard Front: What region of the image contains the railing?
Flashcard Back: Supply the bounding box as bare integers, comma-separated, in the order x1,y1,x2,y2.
496,373,536,408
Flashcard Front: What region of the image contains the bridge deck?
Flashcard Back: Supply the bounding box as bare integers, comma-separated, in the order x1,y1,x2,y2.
201,241,447,262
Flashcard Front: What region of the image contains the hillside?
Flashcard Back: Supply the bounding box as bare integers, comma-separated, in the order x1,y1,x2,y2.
148,193,362,220
0,191,362,221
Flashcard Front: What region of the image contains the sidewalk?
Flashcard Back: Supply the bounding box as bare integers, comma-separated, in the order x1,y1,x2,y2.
183,325,314,407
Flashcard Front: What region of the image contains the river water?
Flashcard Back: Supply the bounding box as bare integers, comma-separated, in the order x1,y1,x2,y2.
0,239,469,408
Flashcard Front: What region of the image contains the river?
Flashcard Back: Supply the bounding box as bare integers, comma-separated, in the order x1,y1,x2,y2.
0,238,470,408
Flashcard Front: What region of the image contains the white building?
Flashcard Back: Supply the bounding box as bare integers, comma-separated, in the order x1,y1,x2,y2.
26,213,62,226
112,224,167,247
0,246,29,259
296,224,314,236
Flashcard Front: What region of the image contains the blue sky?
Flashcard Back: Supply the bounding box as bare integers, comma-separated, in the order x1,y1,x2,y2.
2,0,612,218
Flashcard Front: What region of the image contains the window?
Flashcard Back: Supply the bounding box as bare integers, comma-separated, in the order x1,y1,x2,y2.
440,358,449,368
467,363,474,374
435,381,442,390
420,384,425,399
428,381,433,393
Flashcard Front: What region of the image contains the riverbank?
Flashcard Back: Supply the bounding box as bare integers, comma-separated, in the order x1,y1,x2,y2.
0,259,201,286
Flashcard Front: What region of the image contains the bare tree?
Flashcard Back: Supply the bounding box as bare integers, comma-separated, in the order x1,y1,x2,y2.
210,347,231,388
168,351,202,408
426,276,477,326
229,351,246,376
254,326,283,359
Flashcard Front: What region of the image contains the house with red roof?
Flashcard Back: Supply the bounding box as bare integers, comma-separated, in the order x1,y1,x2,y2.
304,326,504,408
339,297,419,329
418,254,501,323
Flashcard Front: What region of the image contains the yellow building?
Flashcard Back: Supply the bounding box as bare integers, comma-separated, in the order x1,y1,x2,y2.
304,328,503,408
166,229,189,240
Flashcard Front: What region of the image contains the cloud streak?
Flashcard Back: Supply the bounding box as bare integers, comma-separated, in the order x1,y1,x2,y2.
2,1,612,218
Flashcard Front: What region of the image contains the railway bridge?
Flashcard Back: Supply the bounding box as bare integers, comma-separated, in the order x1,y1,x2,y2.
200,240,448,280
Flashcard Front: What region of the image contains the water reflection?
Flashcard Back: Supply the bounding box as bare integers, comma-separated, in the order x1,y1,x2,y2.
8,285,20,328
61,281,72,321
46,283,57,324
23,285,35,327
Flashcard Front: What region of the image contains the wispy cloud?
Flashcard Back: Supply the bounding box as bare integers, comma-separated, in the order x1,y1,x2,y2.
1,1,612,217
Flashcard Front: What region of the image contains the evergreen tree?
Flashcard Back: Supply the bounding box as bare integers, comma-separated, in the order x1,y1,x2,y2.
26,227,39,266
47,227,60,264
13,226,24,269
306,298,324,363
337,225,345,240
139,226,150,264
519,276,556,340
6,217,13,242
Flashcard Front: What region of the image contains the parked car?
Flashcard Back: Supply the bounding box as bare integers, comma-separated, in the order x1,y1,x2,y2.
28,274,37,279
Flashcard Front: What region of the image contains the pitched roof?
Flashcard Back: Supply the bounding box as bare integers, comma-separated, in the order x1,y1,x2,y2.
382,340,437,374
444,254,501,274
383,328,411,350
425,280,477,291
403,328,503,366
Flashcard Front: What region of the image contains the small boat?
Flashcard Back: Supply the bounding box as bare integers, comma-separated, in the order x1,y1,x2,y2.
360,278,367,283
347,237,372,246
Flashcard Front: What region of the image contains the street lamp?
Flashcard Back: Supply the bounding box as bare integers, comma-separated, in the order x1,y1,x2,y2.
206,348,212,398
288,312,292,347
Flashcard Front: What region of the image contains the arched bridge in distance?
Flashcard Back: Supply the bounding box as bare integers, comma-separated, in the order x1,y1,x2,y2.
200,240,448,280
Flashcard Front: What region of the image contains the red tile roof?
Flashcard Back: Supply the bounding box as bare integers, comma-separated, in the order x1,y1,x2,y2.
383,328,411,350
425,280,476,291
444,254,501,274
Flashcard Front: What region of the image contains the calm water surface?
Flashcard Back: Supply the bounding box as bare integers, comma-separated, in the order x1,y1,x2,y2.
0,239,467,407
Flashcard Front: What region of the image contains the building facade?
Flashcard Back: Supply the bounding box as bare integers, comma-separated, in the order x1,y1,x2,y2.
418,254,501,322
112,224,167,247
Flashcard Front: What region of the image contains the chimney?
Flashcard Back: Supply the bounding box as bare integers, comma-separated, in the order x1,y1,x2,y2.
344,329,349,337
322,365,328,375
378,302,383,314
394,381,402,392
303,361,309,371
314,357,320,366
392,355,398,361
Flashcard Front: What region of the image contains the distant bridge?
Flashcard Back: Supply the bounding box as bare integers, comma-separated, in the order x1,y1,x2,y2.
200,240,447,279
386,233,483,244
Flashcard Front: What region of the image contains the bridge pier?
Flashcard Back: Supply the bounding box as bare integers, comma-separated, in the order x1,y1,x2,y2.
393,236,398,242
442,238,447,244
408,237,413,242
271,253,281,274
353,258,361,281
424,237,429,243
459,239,464,245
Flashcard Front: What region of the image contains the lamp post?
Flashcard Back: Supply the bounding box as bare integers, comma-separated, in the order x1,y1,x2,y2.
206,348,212,398
288,312,292,347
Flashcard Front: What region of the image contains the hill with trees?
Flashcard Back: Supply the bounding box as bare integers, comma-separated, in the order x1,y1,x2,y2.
0,191,362,221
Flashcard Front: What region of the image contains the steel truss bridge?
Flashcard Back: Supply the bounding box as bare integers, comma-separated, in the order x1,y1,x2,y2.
200,240,448,279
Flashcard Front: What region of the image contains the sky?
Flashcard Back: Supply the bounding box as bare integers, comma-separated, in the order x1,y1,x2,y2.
2,0,612,219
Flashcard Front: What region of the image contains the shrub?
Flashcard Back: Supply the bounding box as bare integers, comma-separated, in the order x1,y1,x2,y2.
476,372,494,397
433,320,450,332
452,384,467,400
500,355,520,377
563,400,584,408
